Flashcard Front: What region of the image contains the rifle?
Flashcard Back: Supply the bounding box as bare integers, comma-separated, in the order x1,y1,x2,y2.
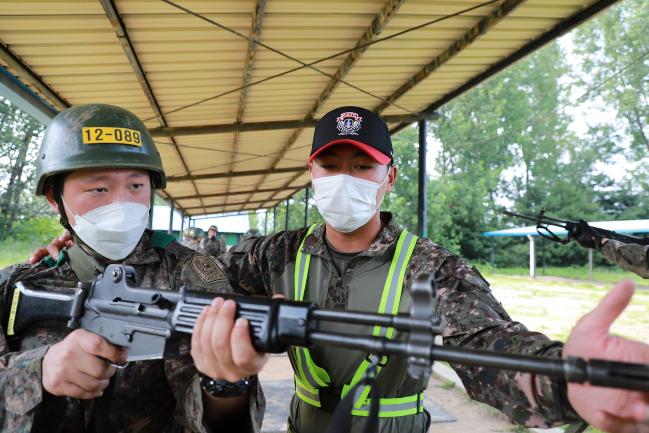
4,264,648,395
503,209,649,246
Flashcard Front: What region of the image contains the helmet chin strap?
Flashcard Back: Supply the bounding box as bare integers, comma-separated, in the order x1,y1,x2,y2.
54,186,74,233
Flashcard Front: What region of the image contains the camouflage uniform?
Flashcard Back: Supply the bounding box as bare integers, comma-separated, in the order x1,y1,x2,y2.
199,237,224,258
600,238,649,278
0,230,264,433
218,212,580,433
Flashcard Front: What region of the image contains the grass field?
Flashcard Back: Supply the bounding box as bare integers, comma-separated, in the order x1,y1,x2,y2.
477,263,649,287
0,239,39,269
480,271,649,341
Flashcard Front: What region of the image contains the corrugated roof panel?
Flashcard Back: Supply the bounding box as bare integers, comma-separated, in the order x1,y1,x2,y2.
0,0,616,216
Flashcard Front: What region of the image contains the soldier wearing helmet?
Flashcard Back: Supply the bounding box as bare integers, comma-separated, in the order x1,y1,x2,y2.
0,104,264,432
199,225,225,258
184,227,205,252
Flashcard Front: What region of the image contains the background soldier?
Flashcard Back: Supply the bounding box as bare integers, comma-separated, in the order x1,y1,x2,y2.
574,225,649,278
0,104,264,432
242,229,262,241
200,225,225,258
183,227,204,252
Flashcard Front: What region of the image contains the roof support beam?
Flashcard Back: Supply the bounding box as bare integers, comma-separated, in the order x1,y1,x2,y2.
374,0,526,114
389,0,620,135
227,0,266,194
186,186,305,213
149,112,435,137
0,43,69,111
254,0,406,208
0,67,58,124
185,198,290,212
173,184,309,201
99,0,206,213
166,166,307,183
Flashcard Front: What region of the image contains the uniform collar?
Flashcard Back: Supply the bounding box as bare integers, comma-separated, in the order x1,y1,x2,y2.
301,212,403,258
69,229,161,273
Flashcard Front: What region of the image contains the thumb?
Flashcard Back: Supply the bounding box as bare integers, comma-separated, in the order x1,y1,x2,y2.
576,279,635,335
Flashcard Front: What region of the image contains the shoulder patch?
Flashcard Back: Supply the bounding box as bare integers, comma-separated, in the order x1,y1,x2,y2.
190,255,226,284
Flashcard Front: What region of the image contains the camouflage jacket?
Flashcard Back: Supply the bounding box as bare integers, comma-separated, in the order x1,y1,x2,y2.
199,237,224,258
0,230,264,433
219,213,580,432
601,238,649,278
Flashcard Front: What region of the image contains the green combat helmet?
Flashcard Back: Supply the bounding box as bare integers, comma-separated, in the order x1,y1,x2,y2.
185,227,205,239
35,103,165,195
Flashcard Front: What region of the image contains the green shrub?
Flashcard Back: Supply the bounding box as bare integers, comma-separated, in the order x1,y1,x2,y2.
8,216,62,245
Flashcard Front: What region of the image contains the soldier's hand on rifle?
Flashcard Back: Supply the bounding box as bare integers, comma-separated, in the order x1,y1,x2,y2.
564,280,649,433
570,220,604,250
42,329,127,399
191,297,269,382
29,230,73,264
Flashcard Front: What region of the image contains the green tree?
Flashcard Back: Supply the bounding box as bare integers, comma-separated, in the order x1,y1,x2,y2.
573,0,649,158
0,97,48,239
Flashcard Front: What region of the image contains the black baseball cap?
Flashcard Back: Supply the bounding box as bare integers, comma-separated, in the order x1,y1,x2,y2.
310,106,393,165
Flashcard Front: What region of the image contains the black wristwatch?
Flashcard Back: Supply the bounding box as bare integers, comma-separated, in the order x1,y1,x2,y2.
199,374,255,398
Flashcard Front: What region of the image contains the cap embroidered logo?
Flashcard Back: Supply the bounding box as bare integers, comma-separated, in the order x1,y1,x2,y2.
336,111,363,135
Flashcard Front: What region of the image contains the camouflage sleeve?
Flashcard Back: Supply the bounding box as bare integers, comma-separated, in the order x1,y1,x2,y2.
217,229,308,297
0,265,50,430
600,238,649,278
406,242,580,428
164,254,264,432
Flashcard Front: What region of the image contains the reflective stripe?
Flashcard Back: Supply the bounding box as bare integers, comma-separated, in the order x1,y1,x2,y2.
374,230,417,338
350,392,425,417
296,347,330,388
294,224,317,301
292,226,422,418
347,230,418,409
292,224,330,389
295,377,321,407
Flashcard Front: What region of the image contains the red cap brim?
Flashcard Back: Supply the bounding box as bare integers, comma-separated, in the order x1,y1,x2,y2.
309,139,391,165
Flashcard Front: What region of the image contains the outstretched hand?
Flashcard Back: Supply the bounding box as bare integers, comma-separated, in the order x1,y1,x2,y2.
564,280,649,433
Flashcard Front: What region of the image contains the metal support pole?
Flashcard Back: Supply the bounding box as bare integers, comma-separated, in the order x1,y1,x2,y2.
304,188,309,227
418,119,428,238
179,211,185,242
285,199,290,231
588,249,593,281
527,235,536,279
168,201,174,234
273,206,277,233
264,210,268,235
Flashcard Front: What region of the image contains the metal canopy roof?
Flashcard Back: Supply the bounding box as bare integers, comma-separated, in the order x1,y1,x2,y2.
484,220,649,237
0,0,618,217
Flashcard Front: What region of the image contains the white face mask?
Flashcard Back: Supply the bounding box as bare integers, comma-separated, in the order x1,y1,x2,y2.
63,199,150,260
312,171,389,233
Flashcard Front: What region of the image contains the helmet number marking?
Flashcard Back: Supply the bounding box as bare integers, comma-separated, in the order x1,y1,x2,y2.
82,127,142,147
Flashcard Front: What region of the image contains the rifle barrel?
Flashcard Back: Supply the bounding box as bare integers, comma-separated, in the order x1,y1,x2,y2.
309,330,649,391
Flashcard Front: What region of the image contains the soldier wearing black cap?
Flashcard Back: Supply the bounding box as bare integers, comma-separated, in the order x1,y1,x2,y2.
33,106,649,433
